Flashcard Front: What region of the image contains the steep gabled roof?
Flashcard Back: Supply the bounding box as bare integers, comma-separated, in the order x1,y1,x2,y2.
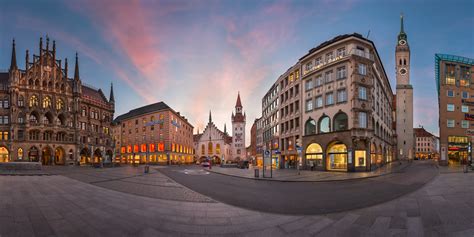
82,85,109,104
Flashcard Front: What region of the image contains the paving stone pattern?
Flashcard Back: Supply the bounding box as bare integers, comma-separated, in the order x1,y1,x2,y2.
0,166,473,236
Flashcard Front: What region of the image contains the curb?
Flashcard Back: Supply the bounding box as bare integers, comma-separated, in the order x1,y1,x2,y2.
207,162,413,183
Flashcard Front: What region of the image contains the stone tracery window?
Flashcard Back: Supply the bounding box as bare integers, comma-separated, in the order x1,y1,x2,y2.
29,95,38,107
42,97,52,108
56,99,64,110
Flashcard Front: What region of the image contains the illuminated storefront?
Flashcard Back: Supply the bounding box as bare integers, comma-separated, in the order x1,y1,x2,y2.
327,142,347,171
305,143,323,168
447,136,470,165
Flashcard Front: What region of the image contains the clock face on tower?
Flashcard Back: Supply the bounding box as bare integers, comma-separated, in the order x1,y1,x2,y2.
399,39,406,45
399,68,407,75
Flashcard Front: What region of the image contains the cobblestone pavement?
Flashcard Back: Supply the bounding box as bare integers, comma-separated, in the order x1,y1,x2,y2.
208,160,411,181
0,163,473,236
43,165,214,203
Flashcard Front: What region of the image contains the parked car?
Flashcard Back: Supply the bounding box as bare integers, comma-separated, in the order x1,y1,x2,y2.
237,160,249,169
202,161,210,167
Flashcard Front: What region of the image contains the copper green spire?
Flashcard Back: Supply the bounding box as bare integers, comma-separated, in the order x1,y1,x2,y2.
398,14,407,42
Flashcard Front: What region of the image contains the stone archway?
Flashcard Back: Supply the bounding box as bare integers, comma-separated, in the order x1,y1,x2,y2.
54,147,65,165
29,146,39,162
41,146,53,165
80,148,90,165
0,146,9,163
94,149,103,164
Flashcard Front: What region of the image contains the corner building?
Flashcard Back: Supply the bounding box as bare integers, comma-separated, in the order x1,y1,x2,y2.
0,38,115,165
436,54,474,166
301,33,396,172
113,102,194,165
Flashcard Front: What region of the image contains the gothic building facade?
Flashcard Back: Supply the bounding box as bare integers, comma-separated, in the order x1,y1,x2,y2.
0,37,115,165
193,93,247,162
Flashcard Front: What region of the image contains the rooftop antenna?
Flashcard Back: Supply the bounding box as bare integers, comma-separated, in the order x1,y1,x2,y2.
366,30,371,39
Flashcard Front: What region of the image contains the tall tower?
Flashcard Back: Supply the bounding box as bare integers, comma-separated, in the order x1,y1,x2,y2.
395,14,414,160
231,92,246,160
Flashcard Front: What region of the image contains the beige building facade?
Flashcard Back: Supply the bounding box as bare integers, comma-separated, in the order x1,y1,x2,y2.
193,111,232,164
414,127,438,160
301,33,396,172
113,102,194,165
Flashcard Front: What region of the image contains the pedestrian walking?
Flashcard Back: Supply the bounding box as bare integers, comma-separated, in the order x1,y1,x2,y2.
310,161,314,171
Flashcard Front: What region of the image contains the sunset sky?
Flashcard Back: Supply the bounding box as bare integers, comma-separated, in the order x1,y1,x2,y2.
1,0,473,145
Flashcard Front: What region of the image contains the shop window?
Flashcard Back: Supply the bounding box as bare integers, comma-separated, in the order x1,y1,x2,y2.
327,142,347,170
355,150,366,167
305,143,323,167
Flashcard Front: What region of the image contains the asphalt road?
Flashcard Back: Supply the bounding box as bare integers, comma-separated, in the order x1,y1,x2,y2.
159,160,438,215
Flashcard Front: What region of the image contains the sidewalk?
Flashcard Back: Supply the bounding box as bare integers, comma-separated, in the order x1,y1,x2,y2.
208,160,413,182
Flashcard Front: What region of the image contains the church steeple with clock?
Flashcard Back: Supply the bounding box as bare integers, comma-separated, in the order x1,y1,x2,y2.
231,92,246,160
395,14,414,160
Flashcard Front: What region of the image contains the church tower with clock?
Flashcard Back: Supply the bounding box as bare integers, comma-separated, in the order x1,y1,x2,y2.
395,14,414,160
231,92,246,160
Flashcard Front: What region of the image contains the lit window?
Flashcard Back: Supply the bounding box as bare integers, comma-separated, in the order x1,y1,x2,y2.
56,99,64,110
29,95,38,107
447,104,455,112
445,64,456,85
42,97,51,108
447,119,455,128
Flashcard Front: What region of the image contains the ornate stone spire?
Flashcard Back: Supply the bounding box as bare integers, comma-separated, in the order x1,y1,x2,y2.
9,39,17,71
109,82,115,102
64,58,68,78
209,110,212,123
74,52,80,81
224,123,227,134
235,91,242,108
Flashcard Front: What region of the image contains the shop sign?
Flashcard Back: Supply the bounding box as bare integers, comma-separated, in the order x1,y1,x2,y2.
462,99,474,106
465,113,474,121
467,130,474,136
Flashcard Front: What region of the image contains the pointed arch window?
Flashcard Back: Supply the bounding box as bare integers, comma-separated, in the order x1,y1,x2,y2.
216,144,221,154
201,144,205,155
56,98,64,110
42,96,51,108
18,96,24,107
29,95,38,107
208,142,213,154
